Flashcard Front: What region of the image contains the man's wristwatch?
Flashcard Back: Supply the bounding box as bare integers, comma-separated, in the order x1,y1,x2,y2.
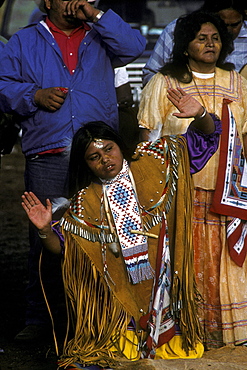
93,10,104,23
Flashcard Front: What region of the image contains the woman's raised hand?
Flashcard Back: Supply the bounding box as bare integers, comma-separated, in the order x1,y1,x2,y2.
167,87,204,119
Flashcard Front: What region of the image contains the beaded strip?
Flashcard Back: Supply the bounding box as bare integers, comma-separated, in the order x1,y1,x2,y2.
135,137,179,231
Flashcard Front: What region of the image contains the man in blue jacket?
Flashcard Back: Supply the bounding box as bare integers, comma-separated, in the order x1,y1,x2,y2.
0,0,146,342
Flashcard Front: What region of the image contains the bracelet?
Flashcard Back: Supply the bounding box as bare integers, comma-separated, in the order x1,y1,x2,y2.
38,231,48,239
93,10,104,23
198,106,207,119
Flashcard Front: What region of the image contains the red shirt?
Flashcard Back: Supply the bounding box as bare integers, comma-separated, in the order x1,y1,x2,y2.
46,17,91,75
38,18,91,155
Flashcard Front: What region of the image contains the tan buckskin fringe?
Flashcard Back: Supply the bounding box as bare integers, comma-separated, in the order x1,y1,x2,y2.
58,230,132,368
170,136,203,354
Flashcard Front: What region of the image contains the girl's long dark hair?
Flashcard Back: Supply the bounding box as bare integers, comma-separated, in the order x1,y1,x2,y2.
160,11,234,83
68,121,129,197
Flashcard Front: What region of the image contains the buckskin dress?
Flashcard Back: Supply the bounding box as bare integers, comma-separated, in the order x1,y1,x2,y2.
52,125,220,368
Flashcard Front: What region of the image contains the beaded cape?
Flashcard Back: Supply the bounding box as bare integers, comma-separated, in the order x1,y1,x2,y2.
58,136,202,368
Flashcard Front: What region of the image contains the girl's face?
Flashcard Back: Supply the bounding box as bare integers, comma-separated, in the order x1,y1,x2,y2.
187,22,222,72
84,139,123,180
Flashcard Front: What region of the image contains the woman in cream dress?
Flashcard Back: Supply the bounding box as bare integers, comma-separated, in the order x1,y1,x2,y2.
138,10,247,349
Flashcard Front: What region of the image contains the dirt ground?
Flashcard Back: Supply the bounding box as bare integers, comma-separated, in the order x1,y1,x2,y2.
1,142,247,370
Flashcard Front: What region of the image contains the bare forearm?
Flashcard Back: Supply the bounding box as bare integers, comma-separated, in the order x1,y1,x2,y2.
191,107,215,134
38,226,62,254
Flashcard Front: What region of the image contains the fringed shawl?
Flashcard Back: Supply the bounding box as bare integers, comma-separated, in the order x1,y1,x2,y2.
169,138,203,353
58,136,202,368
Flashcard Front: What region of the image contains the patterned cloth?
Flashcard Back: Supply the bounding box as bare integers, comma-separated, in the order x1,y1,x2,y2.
227,218,247,267
211,99,247,267
141,215,176,352
211,99,247,219
102,160,153,284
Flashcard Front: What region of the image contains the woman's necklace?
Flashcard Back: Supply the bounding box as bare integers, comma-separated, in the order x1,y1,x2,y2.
188,65,216,115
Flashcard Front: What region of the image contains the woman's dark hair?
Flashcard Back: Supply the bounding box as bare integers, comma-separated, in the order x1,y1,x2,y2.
160,10,234,83
68,121,129,196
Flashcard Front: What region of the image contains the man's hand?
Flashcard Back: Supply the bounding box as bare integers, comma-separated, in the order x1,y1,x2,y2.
34,87,68,112
64,0,100,22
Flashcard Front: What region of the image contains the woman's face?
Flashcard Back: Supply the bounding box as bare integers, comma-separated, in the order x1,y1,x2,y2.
84,139,124,180
187,22,222,72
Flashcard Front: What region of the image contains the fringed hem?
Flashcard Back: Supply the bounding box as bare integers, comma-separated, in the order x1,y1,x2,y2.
60,216,118,244
169,136,204,354
58,349,119,369
59,230,134,368
178,278,204,354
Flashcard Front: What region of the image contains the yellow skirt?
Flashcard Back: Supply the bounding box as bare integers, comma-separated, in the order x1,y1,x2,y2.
155,334,204,359
112,330,204,360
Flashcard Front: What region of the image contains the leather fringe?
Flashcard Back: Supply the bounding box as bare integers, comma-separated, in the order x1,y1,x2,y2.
58,231,133,368
170,136,203,354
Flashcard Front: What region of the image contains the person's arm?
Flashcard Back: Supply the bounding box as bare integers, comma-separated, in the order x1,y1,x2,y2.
184,115,222,174
138,73,166,142
21,191,62,254
142,19,177,86
0,36,39,115
167,87,222,173
64,0,102,22
114,67,133,108
116,82,133,108
0,36,67,115
84,8,146,67
65,0,146,66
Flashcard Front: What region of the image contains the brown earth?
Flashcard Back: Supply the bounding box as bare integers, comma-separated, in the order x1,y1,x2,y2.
1,142,247,370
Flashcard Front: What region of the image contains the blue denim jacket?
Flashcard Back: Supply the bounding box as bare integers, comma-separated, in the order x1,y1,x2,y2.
0,10,146,156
